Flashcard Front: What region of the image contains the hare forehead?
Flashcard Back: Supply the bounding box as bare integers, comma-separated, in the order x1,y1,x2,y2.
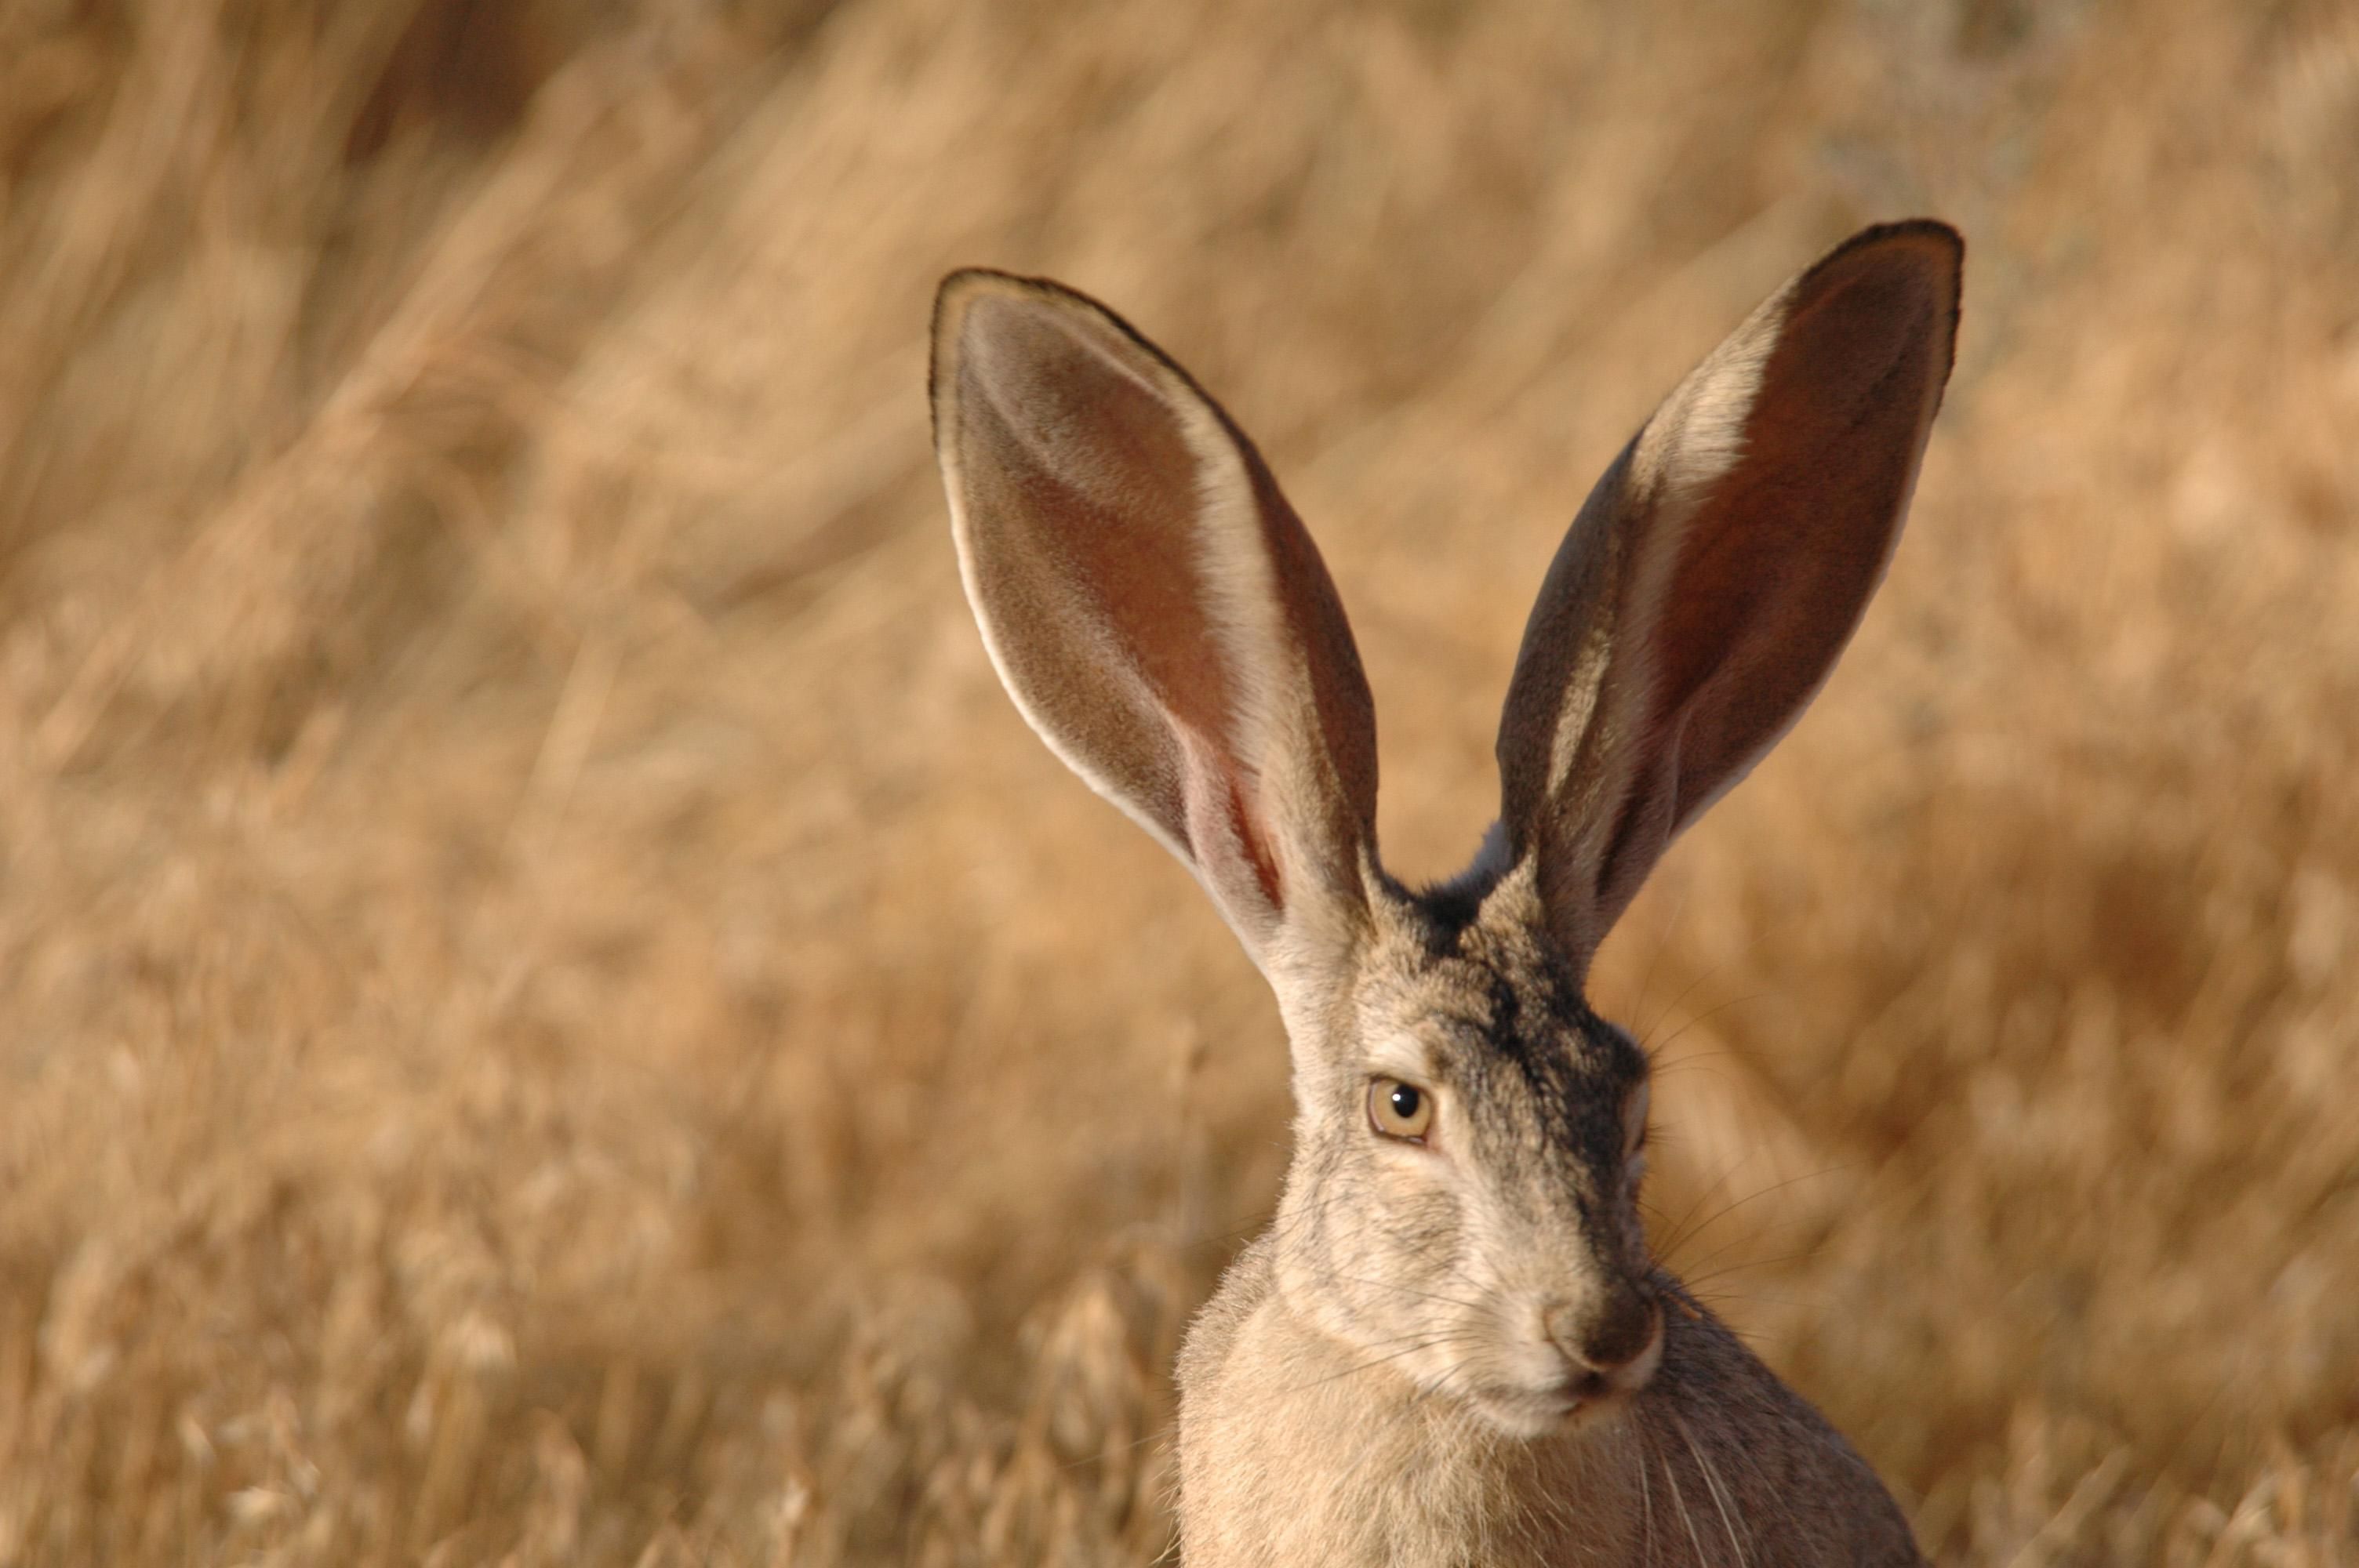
1359,904,1646,1113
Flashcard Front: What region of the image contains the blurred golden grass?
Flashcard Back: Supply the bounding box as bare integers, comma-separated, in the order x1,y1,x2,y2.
2,0,2356,1562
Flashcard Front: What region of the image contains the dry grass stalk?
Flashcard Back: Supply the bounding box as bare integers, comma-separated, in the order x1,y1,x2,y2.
2,0,2354,1563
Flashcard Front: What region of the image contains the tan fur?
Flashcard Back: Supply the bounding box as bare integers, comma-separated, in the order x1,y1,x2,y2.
1182,1249,1920,1567
931,221,1962,1566
1175,888,1924,1568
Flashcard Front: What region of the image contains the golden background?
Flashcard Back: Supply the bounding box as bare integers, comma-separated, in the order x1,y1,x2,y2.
2,0,2355,1562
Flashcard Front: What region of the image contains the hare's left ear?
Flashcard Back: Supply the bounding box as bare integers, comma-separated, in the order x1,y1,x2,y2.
1496,221,1962,966
931,271,1381,983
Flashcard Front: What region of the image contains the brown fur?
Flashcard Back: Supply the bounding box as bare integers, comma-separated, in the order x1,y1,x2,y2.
932,222,1961,1563
1183,1243,1918,1567
1175,873,1922,1566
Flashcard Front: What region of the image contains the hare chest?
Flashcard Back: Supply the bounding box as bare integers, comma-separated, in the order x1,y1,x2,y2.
1171,1248,1922,1567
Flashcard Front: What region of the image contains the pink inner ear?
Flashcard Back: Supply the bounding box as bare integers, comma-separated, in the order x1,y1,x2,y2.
945,278,1384,946
1248,456,1382,859
961,296,1246,769
1216,758,1285,909
1641,245,1950,828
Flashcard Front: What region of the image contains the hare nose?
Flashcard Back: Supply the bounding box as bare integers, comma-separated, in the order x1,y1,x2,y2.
1543,1286,1663,1382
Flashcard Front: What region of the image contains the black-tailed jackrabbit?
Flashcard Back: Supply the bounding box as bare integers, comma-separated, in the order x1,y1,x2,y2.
929,221,1959,1566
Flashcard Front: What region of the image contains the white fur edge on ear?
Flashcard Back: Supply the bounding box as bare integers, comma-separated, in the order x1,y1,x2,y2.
1175,396,1312,904
1629,282,1790,523
1179,401,1385,984
934,273,1337,975
1651,275,1942,840
936,277,1201,876
1533,281,1790,808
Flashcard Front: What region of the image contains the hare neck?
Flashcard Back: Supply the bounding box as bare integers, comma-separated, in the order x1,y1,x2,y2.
1174,1242,1645,1566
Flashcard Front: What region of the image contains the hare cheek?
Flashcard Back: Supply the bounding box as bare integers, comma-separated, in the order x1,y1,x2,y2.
1364,1182,1467,1301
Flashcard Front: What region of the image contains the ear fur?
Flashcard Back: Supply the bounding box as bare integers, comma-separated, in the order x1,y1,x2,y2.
930,270,1381,978
1496,220,1963,964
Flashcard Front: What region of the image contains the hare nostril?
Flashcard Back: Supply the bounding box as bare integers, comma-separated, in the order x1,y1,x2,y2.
1543,1287,1662,1378
1593,1292,1658,1370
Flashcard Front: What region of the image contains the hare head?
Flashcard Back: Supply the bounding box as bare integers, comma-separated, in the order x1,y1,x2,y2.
929,223,1960,1443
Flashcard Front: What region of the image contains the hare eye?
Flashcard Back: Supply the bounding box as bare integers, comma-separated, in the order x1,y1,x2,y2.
1622,1081,1651,1160
1369,1077,1435,1142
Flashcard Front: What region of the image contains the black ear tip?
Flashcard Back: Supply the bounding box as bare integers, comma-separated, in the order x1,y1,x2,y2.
930,269,1153,361
933,267,1030,330
1837,217,1964,263
929,271,1064,411
931,270,986,374
931,270,1050,435
1813,219,1965,303
1858,216,1964,252
1796,220,1965,371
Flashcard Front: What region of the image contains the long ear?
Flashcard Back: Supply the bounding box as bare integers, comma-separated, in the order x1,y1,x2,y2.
1496,220,1962,965
931,270,1381,979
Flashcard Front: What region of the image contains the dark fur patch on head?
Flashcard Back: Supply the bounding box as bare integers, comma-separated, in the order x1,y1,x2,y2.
1395,884,1651,1192
1391,866,1494,958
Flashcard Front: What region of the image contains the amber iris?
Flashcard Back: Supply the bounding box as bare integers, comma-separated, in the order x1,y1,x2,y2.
1369,1076,1435,1141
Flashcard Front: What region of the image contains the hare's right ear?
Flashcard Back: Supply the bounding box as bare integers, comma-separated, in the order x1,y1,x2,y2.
1497,222,1963,967
930,271,1381,981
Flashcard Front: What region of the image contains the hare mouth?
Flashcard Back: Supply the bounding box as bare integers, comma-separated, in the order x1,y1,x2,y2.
1469,1375,1637,1440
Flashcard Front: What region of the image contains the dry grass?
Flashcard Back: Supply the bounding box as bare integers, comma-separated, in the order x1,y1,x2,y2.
2,0,2356,1562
